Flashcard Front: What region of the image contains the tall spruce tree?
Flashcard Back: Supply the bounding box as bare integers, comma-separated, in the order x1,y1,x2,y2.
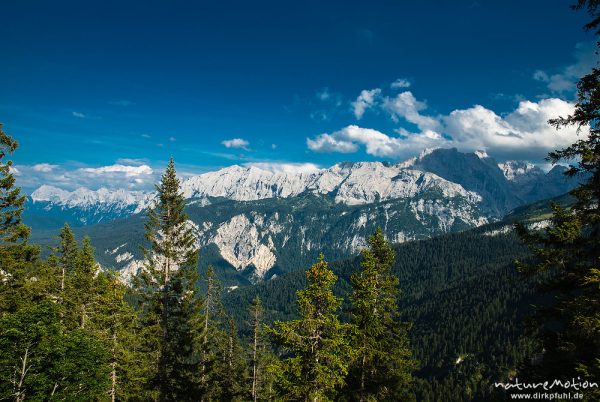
216,318,249,401
269,254,353,402
346,228,416,402
93,271,139,402
72,237,97,329
57,224,78,296
0,124,38,313
516,1,600,398
134,158,203,401
249,296,265,402
248,296,277,402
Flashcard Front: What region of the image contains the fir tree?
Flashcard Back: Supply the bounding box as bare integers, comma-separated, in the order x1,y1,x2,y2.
198,265,227,401
269,254,353,402
346,228,416,401
0,124,38,313
57,223,78,296
248,296,277,402
93,271,139,402
217,318,249,401
0,123,29,246
72,237,97,329
516,2,600,398
134,158,202,401
250,296,263,402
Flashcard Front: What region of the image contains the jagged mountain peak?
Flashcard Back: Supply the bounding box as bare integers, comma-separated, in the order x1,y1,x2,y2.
498,160,544,182
26,148,578,231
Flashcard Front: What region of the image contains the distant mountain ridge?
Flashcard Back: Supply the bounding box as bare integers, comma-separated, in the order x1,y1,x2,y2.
24,148,580,284
27,148,575,227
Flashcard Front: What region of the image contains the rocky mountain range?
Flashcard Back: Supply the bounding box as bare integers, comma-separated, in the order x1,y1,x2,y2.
24,148,579,284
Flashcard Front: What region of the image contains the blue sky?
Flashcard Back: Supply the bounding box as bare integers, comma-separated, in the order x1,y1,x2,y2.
0,0,596,191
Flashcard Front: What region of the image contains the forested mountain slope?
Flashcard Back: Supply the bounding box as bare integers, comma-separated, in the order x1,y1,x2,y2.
223,221,546,401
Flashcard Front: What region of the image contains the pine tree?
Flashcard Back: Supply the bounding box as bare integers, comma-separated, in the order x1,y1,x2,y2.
269,254,353,402
57,223,78,296
250,296,263,402
0,124,38,313
0,124,29,246
216,318,249,401
198,265,227,401
93,271,139,402
248,296,277,402
134,158,202,401
71,237,97,329
516,2,600,398
346,228,416,401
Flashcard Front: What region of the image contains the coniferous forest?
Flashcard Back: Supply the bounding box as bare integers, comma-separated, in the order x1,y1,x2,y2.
1,1,600,401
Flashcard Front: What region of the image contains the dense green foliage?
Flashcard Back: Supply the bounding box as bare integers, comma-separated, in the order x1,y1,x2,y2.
269,255,355,401
513,2,600,400
223,224,542,401
345,228,416,401
133,158,204,401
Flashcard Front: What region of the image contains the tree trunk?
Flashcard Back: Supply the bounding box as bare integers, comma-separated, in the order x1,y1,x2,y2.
199,271,212,402
110,331,117,402
359,350,366,402
15,348,29,402
252,320,258,402
159,254,171,399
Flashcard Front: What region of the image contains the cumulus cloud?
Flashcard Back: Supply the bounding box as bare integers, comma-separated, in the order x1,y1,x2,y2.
16,162,161,193
32,163,58,172
391,78,411,89
308,86,587,161
222,138,250,150
534,41,598,94
382,91,441,132
72,111,86,118
244,162,322,174
444,98,584,160
307,125,446,158
352,88,381,119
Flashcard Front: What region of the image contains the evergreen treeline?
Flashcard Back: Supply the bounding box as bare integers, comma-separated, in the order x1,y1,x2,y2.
0,127,415,401
513,1,600,400
222,222,545,401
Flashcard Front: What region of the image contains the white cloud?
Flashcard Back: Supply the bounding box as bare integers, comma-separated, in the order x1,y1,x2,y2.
307,131,359,154
32,163,58,172
382,91,441,132
534,41,598,94
72,111,86,118
444,98,585,159
391,78,411,89
222,138,250,150
308,86,587,161
79,164,153,177
169,136,176,142
244,162,321,174
352,88,381,119
16,162,160,193
307,125,446,158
